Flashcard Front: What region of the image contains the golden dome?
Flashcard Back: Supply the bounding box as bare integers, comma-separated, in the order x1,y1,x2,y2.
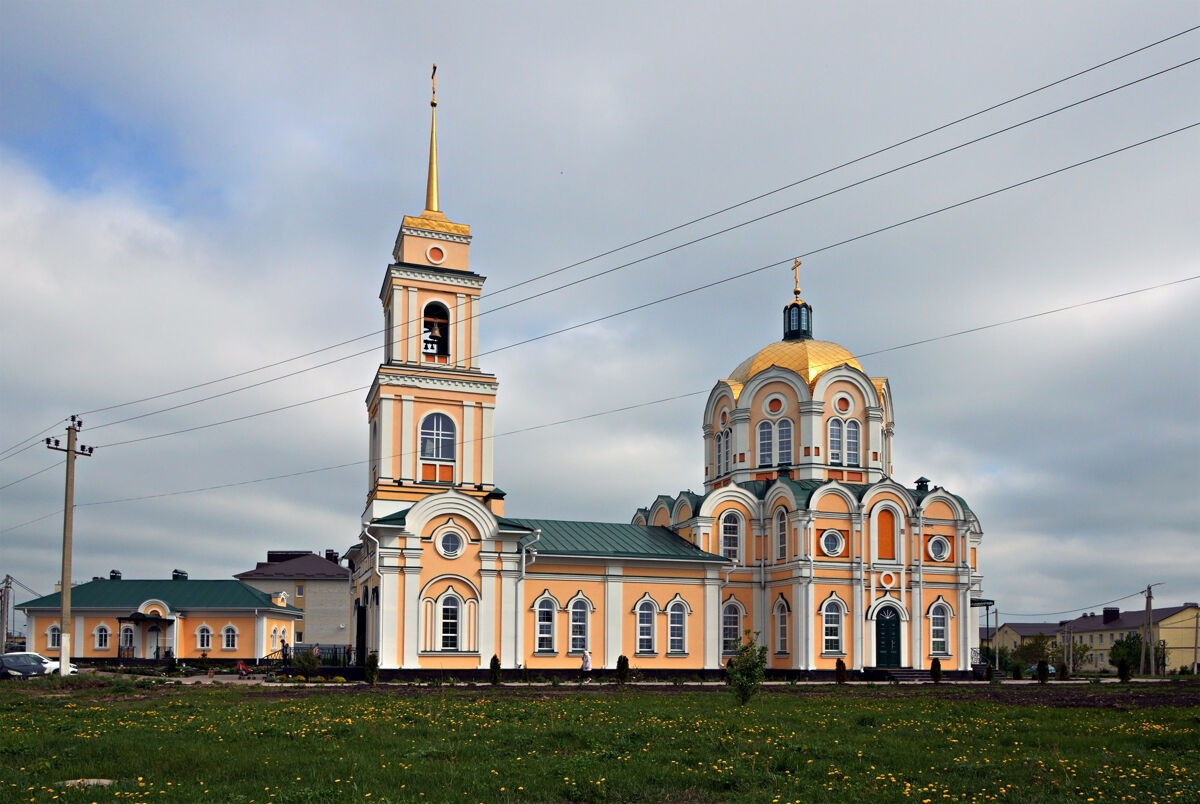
725,339,863,397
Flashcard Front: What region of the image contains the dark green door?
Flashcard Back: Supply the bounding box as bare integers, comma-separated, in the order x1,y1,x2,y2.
876,606,901,668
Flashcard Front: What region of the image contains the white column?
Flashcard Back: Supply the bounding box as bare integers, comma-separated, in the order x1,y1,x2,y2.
400,396,415,482
479,565,497,665
400,565,420,668
254,617,264,660
455,292,468,369
470,293,480,370
461,401,476,486
704,572,722,669
391,286,404,362
379,395,394,481
605,565,623,669
500,567,520,667
481,404,495,486
406,287,419,363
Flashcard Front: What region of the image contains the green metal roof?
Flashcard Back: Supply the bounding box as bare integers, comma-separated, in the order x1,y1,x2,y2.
17,579,302,613
499,518,727,563
372,508,410,527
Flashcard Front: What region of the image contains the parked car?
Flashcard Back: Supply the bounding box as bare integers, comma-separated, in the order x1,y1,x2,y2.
1,653,50,679
2,652,77,675
1026,663,1056,676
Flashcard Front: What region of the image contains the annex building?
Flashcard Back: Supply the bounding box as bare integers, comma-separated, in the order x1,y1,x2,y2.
346,80,985,676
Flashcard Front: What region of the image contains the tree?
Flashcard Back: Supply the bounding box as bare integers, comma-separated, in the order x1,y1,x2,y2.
1051,641,1090,676
489,654,502,685
930,657,942,684
293,649,319,681
1010,633,1054,669
1109,633,1142,673
725,630,768,705
979,645,1011,672
364,651,379,685
615,655,630,685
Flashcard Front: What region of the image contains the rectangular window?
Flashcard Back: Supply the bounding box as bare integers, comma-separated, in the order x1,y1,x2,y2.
223,629,237,650
823,611,841,653
441,603,458,651
758,423,773,467
931,609,948,655
296,584,304,598
96,628,109,650
637,607,654,653
668,607,685,654
570,607,587,653
846,422,860,467
777,420,792,465
48,628,61,649
776,611,789,654
537,606,554,652
829,421,843,465
722,608,740,654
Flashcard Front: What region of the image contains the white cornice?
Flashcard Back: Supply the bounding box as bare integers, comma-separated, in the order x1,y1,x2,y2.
388,263,484,288
374,371,499,395
399,225,472,245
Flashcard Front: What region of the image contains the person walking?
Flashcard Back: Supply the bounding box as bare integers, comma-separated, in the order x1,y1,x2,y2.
580,650,592,682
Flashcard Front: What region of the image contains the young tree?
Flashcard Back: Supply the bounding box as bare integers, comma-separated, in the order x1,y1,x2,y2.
725,630,768,705
930,657,943,684
293,649,319,681
1010,633,1054,669
1109,633,1142,673
489,654,502,686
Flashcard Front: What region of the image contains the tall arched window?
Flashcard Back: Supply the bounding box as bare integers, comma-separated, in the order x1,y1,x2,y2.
536,598,555,653
757,421,773,467
570,600,589,653
668,602,687,654
774,509,788,561
47,625,61,650
774,600,790,654
120,625,135,650
222,626,238,650
421,301,450,361
828,419,843,464
636,601,656,654
722,604,742,654
419,412,456,483
822,600,844,655
271,627,279,651
441,597,460,651
777,418,793,465
721,513,741,563
930,603,950,655
197,625,212,651
94,624,110,650
845,420,860,467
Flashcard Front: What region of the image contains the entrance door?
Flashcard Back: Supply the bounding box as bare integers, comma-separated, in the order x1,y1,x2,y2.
875,606,901,668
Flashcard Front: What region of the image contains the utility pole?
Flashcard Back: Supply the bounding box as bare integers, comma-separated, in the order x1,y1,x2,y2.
1192,609,1198,676
45,416,95,676
0,577,8,651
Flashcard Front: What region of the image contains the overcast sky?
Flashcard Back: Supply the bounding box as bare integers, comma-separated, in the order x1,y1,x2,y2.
2,3,1197,632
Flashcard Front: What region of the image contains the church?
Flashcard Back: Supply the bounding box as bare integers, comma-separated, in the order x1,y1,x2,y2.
345,77,985,676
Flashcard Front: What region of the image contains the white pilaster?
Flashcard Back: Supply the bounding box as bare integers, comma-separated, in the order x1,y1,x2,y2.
481,404,495,486
400,564,420,668
379,395,394,481
605,565,623,669
455,293,468,369
470,294,480,370
406,287,419,363
400,396,415,482
391,286,404,363
461,401,475,486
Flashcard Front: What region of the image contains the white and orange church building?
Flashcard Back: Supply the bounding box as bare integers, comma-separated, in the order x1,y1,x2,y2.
347,80,986,677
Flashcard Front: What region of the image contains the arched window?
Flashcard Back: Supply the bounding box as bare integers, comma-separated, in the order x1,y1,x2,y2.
47,625,61,650
222,626,237,650
120,625,135,649
721,604,742,654
775,509,788,561
441,596,460,651
421,302,450,360
419,412,456,483
271,627,279,651
930,603,950,656
636,601,656,654
570,600,589,653
774,600,790,654
757,421,773,467
822,600,844,655
94,624,110,650
197,625,212,651
667,602,687,654
845,420,860,467
777,418,793,465
721,513,741,563
536,598,555,653
829,419,843,465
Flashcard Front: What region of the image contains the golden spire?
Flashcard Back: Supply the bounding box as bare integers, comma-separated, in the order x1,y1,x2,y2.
423,63,442,217
792,257,803,302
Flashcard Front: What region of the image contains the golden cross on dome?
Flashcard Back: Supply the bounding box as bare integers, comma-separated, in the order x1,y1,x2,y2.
792,257,802,300
431,63,438,107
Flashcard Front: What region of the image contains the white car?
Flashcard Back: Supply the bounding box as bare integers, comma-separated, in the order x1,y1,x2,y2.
4,652,77,675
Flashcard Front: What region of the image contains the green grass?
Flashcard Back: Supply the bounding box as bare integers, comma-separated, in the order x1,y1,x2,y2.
1,678,1197,802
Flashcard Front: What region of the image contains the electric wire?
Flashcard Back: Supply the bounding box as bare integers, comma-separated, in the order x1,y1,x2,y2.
52,26,1197,426
78,123,1200,451
4,268,1192,529
76,75,1200,438
0,462,60,492
0,420,65,461
998,590,1151,618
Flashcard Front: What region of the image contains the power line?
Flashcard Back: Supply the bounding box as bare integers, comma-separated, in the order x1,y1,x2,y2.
0,462,61,493
5,269,1193,528
83,122,1200,452
997,590,1148,618
0,420,65,461
50,27,1198,427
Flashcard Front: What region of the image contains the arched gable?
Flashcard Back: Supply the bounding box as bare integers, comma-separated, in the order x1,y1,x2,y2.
698,484,759,520
813,364,880,408
703,383,738,428
860,481,915,515
419,574,482,602
138,599,172,617
405,488,498,542
866,594,910,621
920,493,965,521
647,497,673,528
739,366,813,409
671,496,695,524
809,482,859,515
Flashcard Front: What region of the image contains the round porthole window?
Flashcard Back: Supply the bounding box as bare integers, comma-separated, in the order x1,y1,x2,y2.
438,531,464,558
927,536,950,562
426,245,446,264
820,529,845,557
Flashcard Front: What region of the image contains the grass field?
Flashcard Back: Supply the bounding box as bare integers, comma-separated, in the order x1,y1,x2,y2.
1,676,1197,803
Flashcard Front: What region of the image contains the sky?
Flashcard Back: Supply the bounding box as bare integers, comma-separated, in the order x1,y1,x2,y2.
2,2,1198,633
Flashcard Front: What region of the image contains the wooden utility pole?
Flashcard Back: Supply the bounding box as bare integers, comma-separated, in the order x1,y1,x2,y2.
45,416,94,676
1140,585,1152,675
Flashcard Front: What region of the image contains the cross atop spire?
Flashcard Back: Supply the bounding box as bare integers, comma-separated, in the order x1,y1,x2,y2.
792,257,803,302
423,63,442,217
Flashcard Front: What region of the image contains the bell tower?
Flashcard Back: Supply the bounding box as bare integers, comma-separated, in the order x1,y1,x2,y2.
364,66,501,521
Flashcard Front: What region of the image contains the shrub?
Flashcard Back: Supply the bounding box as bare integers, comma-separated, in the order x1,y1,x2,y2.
330,676,347,684
930,658,942,684
985,664,994,682
616,655,630,685
1036,660,1049,685
1011,663,1023,681
835,658,847,685
489,654,502,685
520,667,531,684
1117,657,1131,682
551,676,562,687
293,650,319,681
671,676,685,686
725,630,768,706
1058,660,1070,681
364,652,379,685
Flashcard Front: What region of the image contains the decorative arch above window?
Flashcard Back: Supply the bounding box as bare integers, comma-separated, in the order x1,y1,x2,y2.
221,625,238,651
929,600,952,656
819,594,847,655
47,624,61,649
721,512,743,563
419,412,456,483
532,591,560,654
93,623,111,651
633,594,660,655
421,301,450,361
